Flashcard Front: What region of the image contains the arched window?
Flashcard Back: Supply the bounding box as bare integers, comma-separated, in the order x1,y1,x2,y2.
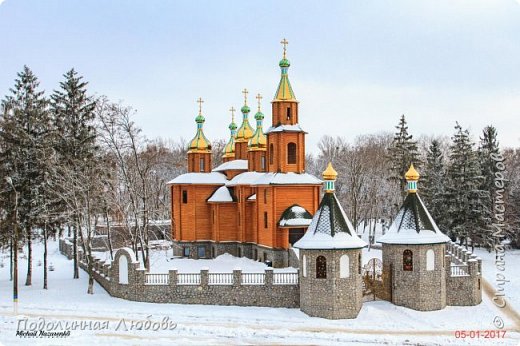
286,107,291,121
302,255,307,277
403,249,413,271
287,142,297,164
426,249,435,271
340,255,349,278
200,158,205,172
118,255,128,284
316,255,327,279
269,144,274,164
358,253,362,274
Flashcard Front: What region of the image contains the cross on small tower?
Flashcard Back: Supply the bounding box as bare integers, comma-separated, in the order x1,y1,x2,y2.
256,93,263,111
242,88,249,105
280,38,289,58
229,106,236,122
197,97,204,115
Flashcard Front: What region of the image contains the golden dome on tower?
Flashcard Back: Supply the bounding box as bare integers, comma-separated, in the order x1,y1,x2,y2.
405,163,420,181
322,162,338,181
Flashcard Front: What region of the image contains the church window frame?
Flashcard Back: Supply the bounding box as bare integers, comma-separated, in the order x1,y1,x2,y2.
269,144,274,164
261,155,266,170
182,190,188,204
316,255,327,279
287,142,297,164
303,255,307,277
286,107,291,121
264,212,268,228
200,158,205,172
403,249,413,271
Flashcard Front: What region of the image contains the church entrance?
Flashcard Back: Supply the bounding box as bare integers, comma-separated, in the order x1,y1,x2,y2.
289,228,305,246
362,258,392,302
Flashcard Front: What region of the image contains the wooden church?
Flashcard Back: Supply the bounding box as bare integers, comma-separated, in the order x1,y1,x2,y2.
169,40,321,267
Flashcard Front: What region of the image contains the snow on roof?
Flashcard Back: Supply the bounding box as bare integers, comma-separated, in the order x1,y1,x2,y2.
207,186,235,203
294,193,367,250
226,172,321,186
167,172,227,185
279,205,313,227
247,194,257,201
226,172,265,186
265,124,306,134
254,172,322,185
212,160,248,172
378,193,450,245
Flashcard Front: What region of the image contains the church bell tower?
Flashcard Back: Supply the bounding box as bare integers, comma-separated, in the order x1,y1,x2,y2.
267,38,306,173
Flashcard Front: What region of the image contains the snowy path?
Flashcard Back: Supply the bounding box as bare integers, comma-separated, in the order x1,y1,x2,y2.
1,242,519,345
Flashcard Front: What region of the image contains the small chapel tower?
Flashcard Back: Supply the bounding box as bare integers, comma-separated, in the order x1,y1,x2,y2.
235,89,254,160
378,164,450,311
187,97,212,172
267,38,306,173
222,107,238,162
248,93,267,172
294,163,367,319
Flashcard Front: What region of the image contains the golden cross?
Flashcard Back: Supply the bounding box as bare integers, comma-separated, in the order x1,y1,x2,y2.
197,97,204,115
256,93,263,111
229,106,236,122
242,88,249,105
280,38,289,58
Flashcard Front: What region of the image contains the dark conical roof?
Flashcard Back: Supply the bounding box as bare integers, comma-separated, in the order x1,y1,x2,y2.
378,193,450,245
294,193,366,249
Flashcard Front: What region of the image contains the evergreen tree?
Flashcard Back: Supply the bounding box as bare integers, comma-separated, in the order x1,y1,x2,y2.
421,139,449,231
478,125,502,248
50,69,97,279
387,115,420,199
0,66,51,286
445,123,490,249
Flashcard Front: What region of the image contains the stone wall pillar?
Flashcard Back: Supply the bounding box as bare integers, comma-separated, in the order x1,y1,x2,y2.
201,269,209,287
233,269,242,287
445,255,452,276
265,269,273,287
169,269,178,286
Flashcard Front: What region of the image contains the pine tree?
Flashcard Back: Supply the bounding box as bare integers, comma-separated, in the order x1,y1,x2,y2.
50,69,97,280
0,66,51,286
445,123,490,249
478,125,502,248
387,115,420,199
421,139,448,231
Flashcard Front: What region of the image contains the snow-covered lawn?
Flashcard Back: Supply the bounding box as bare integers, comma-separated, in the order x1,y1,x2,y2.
0,241,519,345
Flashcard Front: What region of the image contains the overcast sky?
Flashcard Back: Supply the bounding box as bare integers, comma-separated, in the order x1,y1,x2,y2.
1,0,519,153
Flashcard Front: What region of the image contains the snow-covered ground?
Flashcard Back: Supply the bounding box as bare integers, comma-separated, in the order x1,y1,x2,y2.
92,249,298,274
0,240,519,345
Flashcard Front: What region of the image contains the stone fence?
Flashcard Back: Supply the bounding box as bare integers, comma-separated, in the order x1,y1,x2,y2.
59,239,300,308
445,242,482,306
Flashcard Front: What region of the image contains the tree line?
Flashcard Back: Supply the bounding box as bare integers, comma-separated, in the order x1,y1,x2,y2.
0,67,187,293
307,115,520,251
1,66,518,294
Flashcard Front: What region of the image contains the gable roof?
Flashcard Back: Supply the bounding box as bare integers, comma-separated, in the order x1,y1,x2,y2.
279,205,313,227
167,172,227,185
207,186,235,203
212,160,248,172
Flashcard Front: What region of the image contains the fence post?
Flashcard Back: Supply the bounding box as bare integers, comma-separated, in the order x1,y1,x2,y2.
233,268,242,287
169,269,178,287
445,255,452,276
201,268,209,288
265,269,273,286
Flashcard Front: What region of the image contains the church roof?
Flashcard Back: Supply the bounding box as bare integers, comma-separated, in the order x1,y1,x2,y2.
212,160,248,172
226,172,321,186
265,124,306,134
274,39,296,102
207,186,235,203
167,172,227,185
279,205,313,227
377,193,450,245
378,164,449,245
294,193,366,249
